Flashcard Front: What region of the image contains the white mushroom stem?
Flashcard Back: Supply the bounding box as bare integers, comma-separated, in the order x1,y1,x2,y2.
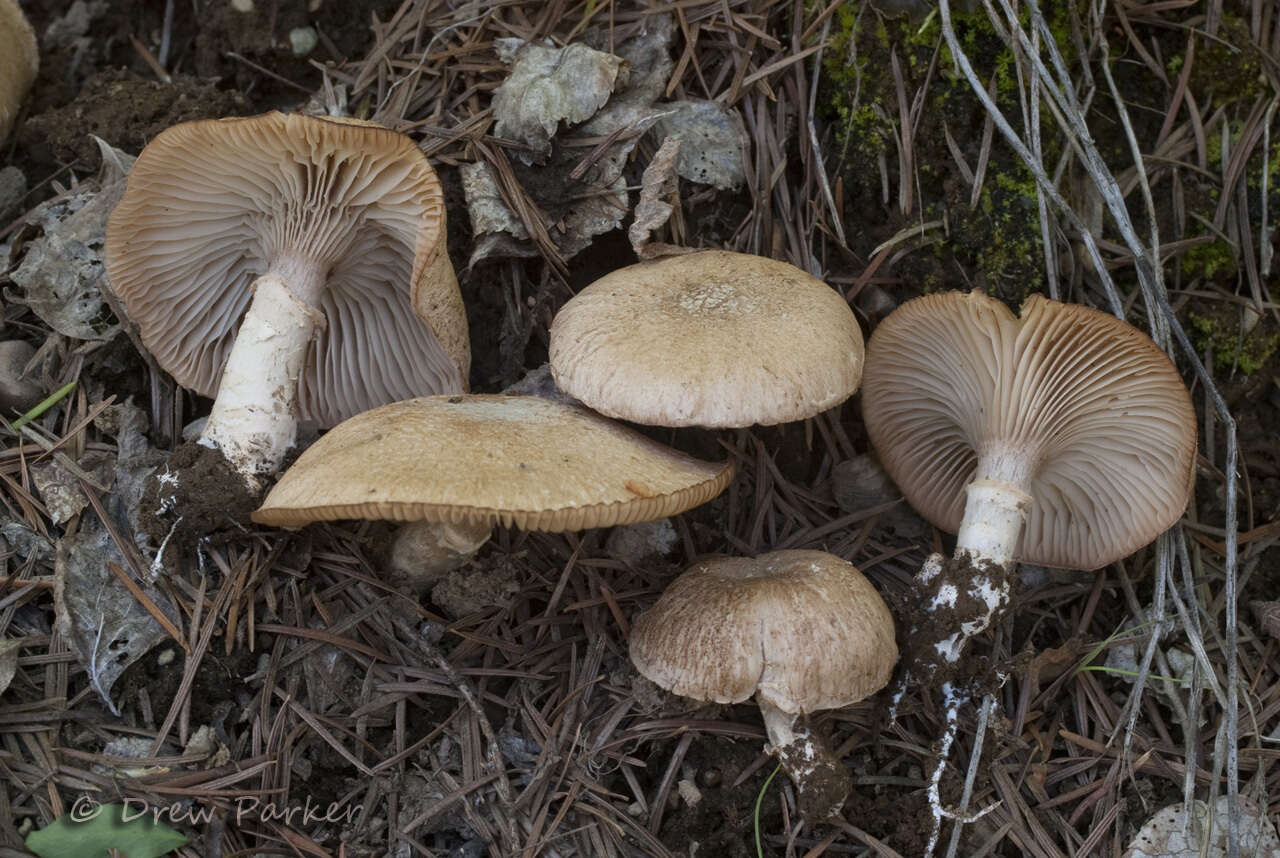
917,452,1035,667
758,698,798,749
954,478,1032,567
200,261,327,485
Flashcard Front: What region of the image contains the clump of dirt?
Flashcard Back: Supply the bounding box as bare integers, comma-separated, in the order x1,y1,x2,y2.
22,67,250,170
139,441,259,567
20,68,251,169
892,552,1015,694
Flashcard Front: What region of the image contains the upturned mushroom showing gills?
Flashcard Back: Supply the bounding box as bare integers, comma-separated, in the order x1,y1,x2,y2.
861,290,1196,677
549,250,864,428
105,112,469,485
253,394,735,573
629,550,897,819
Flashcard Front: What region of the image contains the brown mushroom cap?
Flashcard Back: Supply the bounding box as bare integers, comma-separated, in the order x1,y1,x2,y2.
861,290,1197,570
549,250,864,428
0,0,37,142
629,550,897,714
252,394,734,531
105,112,469,428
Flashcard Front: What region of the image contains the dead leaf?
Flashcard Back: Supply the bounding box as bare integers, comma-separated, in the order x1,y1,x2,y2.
54,525,179,715
652,99,748,190
630,136,690,259
467,24,684,265
1018,637,1089,688
461,156,628,265
1251,601,1280,639
1123,797,1280,858
0,638,20,695
31,450,116,526
5,139,134,341
1,521,54,566
493,42,629,162
52,403,175,714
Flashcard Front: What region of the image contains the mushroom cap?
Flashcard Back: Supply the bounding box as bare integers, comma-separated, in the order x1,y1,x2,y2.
252,394,734,531
629,550,897,714
0,0,37,142
549,250,864,427
861,290,1197,570
105,111,470,428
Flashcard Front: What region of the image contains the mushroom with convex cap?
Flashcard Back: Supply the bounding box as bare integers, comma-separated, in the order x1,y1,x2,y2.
0,0,37,143
549,250,864,428
860,290,1196,678
253,394,735,577
105,112,469,485
630,549,897,819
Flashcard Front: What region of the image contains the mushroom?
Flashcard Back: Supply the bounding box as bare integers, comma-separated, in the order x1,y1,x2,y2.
253,394,735,577
105,112,468,484
860,290,1196,674
0,340,43,414
0,0,37,142
630,549,897,818
549,250,864,428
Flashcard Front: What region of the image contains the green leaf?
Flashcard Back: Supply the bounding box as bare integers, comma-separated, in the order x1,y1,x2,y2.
26,801,189,858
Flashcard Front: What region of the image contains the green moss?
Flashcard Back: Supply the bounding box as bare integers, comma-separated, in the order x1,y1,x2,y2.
1188,14,1264,109
1182,239,1238,280
943,162,1044,299
1204,119,1244,168
1190,311,1278,375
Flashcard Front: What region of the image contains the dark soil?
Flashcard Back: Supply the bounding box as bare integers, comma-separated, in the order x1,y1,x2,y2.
13,0,399,182
139,440,259,566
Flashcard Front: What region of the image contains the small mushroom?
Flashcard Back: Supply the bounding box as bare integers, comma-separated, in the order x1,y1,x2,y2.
253,394,735,576
630,550,897,819
106,112,469,485
0,0,37,142
861,290,1196,673
549,250,864,428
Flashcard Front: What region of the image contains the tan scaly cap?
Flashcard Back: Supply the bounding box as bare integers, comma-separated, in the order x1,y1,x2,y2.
0,0,36,142
861,290,1197,570
106,111,469,429
549,250,864,428
629,550,897,714
253,394,734,531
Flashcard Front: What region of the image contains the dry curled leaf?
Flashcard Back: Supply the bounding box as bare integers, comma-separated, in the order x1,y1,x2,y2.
54,532,179,715
5,138,133,341
629,136,689,259
652,99,747,190
1251,600,1280,639
461,156,628,265
31,450,115,526
0,637,20,696
52,404,175,714
492,42,629,162
1123,797,1280,858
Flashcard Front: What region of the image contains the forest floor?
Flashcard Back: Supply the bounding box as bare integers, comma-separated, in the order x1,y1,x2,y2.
1,1,1278,857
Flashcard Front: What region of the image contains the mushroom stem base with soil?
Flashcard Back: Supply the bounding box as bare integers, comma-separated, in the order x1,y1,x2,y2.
895,475,1030,692
759,698,851,820
199,268,327,486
